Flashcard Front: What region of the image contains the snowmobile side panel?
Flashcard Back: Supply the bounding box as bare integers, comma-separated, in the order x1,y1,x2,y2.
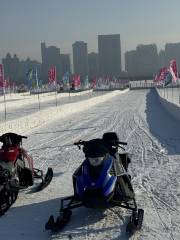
0,147,19,163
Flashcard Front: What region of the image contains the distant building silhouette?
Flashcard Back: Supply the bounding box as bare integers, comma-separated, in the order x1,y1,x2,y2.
41,42,61,82
125,50,137,78
165,42,180,72
2,54,20,84
158,50,166,68
72,41,88,81
60,54,71,76
2,54,41,85
125,44,158,78
88,52,99,79
98,34,121,77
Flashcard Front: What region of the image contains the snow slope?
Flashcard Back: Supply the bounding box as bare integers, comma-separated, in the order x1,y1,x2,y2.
0,90,127,134
0,88,180,240
0,90,104,122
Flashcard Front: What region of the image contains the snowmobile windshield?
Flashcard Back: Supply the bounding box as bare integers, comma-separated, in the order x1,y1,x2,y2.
88,156,105,167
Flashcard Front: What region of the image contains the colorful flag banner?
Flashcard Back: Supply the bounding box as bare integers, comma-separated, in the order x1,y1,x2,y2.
91,78,97,89
0,64,4,88
154,67,169,84
35,68,39,88
84,75,89,89
26,69,34,89
62,72,70,85
169,59,178,82
164,71,173,86
48,66,56,84
72,74,80,89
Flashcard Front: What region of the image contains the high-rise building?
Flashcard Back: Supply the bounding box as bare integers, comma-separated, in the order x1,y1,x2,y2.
98,34,121,77
41,42,61,82
2,53,41,85
60,54,71,77
136,44,158,77
72,41,88,79
88,52,99,79
158,50,166,68
165,42,180,72
125,44,158,78
125,50,137,77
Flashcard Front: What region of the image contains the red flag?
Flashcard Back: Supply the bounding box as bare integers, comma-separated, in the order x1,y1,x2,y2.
169,59,178,82
76,74,80,88
48,66,56,84
0,64,5,88
72,74,80,89
156,67,169,82
91,78,97,88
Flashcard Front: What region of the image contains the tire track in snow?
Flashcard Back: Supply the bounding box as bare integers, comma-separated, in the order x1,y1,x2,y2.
139,183,176,240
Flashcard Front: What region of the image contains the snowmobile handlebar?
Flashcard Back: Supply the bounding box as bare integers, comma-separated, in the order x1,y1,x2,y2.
74,140,127,147
74,140,85,145
19,135,28,139
74,140,86,149
118,141,127,146
0,133,27,145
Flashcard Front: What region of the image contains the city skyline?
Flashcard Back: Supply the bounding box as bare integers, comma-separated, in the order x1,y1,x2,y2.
1,0,180,66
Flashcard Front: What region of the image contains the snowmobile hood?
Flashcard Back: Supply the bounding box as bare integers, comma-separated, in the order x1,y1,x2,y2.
76,155,117,207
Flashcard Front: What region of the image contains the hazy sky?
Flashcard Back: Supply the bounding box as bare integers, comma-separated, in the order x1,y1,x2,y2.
1,0,180,64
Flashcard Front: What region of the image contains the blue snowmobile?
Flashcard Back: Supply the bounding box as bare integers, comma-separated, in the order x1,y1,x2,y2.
45,132,144,234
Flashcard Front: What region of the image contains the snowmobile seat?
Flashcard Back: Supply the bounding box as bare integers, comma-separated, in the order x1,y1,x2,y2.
102,132,119,156
102,132,131,171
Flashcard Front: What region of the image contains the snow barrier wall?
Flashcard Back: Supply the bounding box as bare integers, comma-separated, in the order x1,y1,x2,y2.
155,88,180,122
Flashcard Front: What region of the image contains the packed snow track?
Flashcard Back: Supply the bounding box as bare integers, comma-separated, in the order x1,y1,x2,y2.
0,89,179,240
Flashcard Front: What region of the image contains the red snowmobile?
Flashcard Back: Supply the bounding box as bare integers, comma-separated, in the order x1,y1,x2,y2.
0,132,53,216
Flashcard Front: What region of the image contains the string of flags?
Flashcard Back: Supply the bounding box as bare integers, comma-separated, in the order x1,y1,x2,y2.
154,59,178,86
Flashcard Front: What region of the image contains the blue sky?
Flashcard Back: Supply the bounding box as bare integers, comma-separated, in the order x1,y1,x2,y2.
0,0,180,64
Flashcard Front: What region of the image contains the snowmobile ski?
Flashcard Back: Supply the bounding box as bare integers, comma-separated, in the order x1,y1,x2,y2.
45,209,72,232
126,209,144,234
32,167,53,192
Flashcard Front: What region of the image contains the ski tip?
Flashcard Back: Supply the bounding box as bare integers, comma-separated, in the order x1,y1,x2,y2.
45,215,55,230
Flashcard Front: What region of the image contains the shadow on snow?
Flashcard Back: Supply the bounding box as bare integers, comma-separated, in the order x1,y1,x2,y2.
146,88,180,155
0,197,131,240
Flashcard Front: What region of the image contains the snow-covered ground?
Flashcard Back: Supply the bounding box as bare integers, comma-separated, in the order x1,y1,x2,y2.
0,88,180,240
0,90,126,134
0,89,104,122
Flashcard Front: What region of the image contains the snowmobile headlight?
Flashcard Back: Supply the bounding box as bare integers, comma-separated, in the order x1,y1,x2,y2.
88,156,104,167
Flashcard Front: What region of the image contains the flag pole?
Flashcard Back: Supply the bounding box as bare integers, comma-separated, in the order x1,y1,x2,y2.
179,79,180,105
55,67,57,107
3,86,7,121
0,64,6,121
36,68,41,110
55,82,58,107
